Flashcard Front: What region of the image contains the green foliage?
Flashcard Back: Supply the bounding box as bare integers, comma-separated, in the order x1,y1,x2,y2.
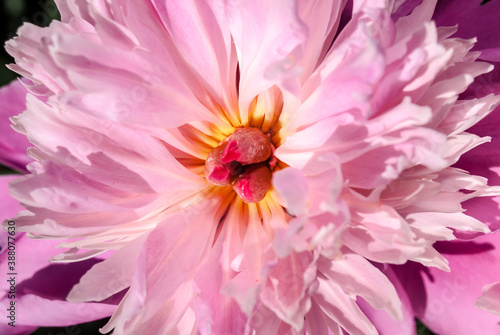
417,319,437,335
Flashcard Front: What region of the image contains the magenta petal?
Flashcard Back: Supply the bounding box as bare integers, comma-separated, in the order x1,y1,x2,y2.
0,235,115,329
225,0,308,111
0,80,31,172
418,233,500,334
434,0,500,54
456,105,500,232
0,175,23,220
1,294,114,327
359,265,417,335
433,0,482,28
67,234,147,303
0,323,34,335
2,186,116,328
0,175,24,257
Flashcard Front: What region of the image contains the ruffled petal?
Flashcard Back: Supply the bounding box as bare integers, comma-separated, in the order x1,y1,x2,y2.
260,250,317,331
455,103,500,232
0,176,23,222
434,0,500,56
318,254,402,321
6,1,221,128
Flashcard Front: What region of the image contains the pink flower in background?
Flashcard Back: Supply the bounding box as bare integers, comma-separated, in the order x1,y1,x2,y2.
2,0,500,334
0,81,115,334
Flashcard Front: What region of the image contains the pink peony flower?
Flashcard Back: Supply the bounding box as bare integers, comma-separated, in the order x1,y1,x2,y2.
3,0,500,333
0,80,116,334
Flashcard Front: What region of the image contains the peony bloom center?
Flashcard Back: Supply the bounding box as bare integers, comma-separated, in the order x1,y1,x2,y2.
204,127,274,203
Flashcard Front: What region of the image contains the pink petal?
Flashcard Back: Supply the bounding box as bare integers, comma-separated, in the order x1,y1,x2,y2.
7,2,220,128
0,80,31,172
0,234,115,329
455,102,500,233
476,282,500,316
395,0,438,41
358,265,417,335
101,259,147,334
432,0,482,28
193,223,248,335
106,201,220,332
67,234,148,303
0,294,114,327
272,155,348,259
343,195,430,265
108,281,195,334
151,0,238,113
142,208,218,319
314,276,378,335
318,254,402,321
296,0,348,80
290,24,386,130
275,113,359,171
260,251,317,331
272,168,309,217
54,0,93,23
222,218,275,315
225,0,308,114
15,96,205,194
246,304,284,335
305,299,342,334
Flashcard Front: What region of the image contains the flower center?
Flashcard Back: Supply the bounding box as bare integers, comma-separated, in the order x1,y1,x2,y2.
204,127,274,203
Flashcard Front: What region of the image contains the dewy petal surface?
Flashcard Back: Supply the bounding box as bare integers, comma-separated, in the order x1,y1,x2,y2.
3,0,500,334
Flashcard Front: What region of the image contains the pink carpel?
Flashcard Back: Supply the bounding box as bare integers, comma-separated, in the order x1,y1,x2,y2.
205,143,242,186
221,128,272,165
233,163,272,203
